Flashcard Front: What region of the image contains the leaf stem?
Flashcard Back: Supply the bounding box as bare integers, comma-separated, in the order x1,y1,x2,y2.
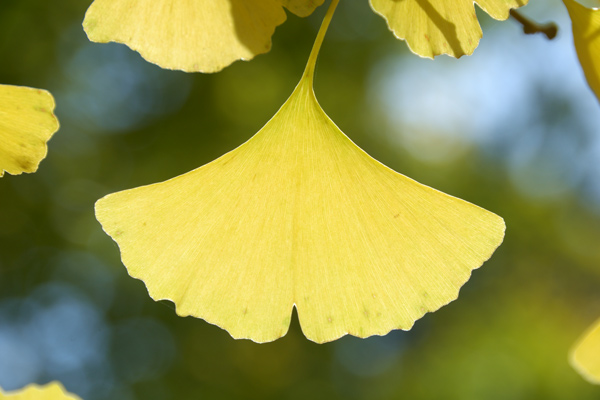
302,0,340,84
510,9,558,40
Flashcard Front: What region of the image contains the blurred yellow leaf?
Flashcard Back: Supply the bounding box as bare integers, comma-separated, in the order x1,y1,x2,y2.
83,0,324,73
0,84,59,177
95,1,504,344
0,382,81,400
279,0,325,17
571,316,600,384
564,0,600,101
369,0,528,58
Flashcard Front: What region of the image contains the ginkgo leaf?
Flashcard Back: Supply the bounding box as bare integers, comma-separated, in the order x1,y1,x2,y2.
83,0,324,73
571,316,600,384
0,84,59,177
95,0,505,343
0,382,82,400
564,0,600,101
369,0,528,58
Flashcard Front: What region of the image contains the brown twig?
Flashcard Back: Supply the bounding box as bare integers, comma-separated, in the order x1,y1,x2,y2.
510,9,558,40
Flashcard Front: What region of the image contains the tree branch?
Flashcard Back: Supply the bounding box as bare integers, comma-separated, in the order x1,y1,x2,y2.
510,10,558,40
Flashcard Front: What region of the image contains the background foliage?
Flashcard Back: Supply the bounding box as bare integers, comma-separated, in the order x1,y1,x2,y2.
1,0,600,399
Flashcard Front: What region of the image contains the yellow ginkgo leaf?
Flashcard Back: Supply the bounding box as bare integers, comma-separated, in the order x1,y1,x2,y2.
0,84,59,177
95,0,505,343
571,316,600,384
83,0,324,73
0,382,82,400
369,0,528,58
564,0,600,101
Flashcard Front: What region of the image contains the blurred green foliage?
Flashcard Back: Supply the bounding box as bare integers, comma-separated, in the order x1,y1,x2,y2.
1,0,600,399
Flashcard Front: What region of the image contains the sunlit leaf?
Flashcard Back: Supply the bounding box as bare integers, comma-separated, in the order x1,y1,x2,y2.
571,316,600,384
369,0,528,58
563,0,600,102
96,77,505,343
0,382,82,400
0,84,59,177
83,0,324,73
